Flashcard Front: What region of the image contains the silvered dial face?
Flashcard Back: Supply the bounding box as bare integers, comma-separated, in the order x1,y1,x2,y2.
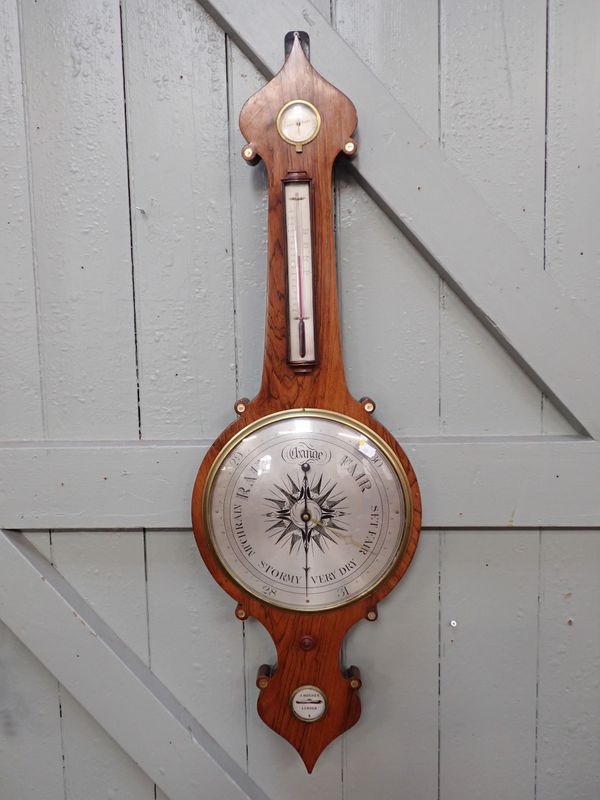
205,412,410,611
276,100,321,145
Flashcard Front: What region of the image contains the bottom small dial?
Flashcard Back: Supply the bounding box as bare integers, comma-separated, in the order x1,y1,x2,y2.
290,686,327,722
204,410,412,611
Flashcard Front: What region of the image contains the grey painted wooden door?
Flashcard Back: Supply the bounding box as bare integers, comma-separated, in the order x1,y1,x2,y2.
1,1,598,799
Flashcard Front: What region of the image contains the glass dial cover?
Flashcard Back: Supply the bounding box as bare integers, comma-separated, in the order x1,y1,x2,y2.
204,411,411,611
276,100,321,145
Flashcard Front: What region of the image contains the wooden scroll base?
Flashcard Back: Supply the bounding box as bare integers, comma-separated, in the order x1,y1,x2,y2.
249,601,366,773
191,32,421,772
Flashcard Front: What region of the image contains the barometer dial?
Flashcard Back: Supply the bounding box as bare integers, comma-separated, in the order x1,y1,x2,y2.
204,411,411,612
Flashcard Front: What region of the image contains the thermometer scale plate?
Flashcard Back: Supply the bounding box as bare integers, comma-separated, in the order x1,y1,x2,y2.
284,176,316,365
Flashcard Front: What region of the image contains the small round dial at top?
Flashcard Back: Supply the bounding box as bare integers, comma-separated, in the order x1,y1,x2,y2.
276,99,321,147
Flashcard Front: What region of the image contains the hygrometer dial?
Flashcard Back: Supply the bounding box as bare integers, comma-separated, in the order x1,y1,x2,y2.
276,99,321,148
204,410,411,612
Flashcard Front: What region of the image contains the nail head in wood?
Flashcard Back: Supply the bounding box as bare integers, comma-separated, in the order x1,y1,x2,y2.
235,604,248,620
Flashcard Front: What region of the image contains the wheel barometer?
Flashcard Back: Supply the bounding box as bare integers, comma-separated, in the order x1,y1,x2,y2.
192,31,421,772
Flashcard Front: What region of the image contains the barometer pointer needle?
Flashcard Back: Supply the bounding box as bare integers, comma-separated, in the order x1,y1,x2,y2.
301,462,311,600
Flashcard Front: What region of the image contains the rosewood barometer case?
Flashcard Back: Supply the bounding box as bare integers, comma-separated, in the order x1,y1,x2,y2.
191,31,421,773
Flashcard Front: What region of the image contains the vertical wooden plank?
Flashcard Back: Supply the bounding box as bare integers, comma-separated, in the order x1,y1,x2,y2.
17,0,146,793
5,547,59,790
121,0,247,779
539,11,600,789
57,693,156,800
335,0,440,438
344,532,439,800
51,531,149,661
0,621,64,800
336,178,441,438
4,0,140,791
122,0,236,439
332,4,440,796
539,0,599,437
0,0,43,439
441,0,545,253
19,0,139,440
145,531,246,768
335,0,439,138
439,0,571,435
437,8,555,790
51,530,155,799
227,41,267,401
545,2,600,330
22,531,154,800
537,531,600,800
440,531,538,800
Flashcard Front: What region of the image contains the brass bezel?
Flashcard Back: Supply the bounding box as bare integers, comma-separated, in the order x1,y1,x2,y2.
202,408,414,613
289,685,328,723
276,99,322,146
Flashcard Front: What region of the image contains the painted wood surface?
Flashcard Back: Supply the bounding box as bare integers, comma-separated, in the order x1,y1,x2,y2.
198,0,600,439
0,621,64,800
3,438,600,529
440,531,539,799
0,532,68,798
545,0,600,322
51,530,155,800
122,0,237,440
18,0,139,441
1,0,599,798
335,0,440,439
13,1,151,796
0,0,43,440
0,530,269,800
440,0,547,437
537,532,600,799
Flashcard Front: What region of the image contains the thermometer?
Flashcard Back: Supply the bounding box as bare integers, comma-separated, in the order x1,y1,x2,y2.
284,177,316,365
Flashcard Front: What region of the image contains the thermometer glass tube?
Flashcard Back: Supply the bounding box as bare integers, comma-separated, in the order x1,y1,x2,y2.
284,180,316,365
